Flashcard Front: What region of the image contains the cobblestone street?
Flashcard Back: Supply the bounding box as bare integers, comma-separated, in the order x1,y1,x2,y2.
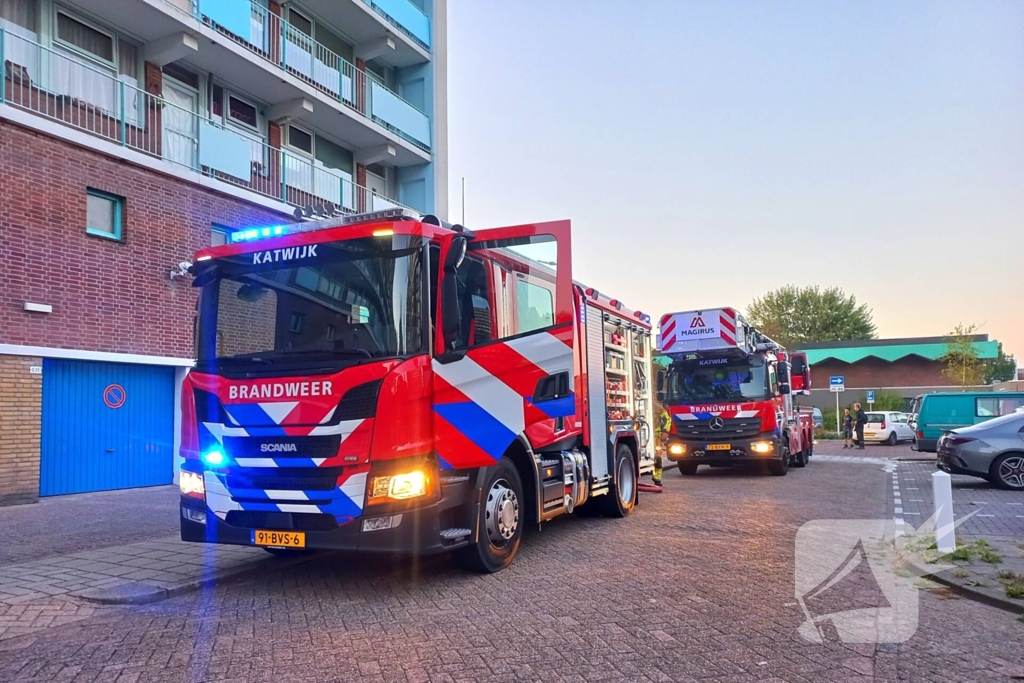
1,454,1022,682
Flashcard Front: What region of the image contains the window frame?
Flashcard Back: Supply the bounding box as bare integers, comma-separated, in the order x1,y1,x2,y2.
85,188,124,241
284,123,315,157
976,397,1022,417
54,8,117,68
225,91,261,133
514,275,555,335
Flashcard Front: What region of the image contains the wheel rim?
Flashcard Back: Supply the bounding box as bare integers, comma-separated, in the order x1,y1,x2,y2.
485,479,519,548
618,456,635,505
999,456,1024,488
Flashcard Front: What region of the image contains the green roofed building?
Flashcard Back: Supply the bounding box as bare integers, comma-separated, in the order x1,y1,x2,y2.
794,335,1001,410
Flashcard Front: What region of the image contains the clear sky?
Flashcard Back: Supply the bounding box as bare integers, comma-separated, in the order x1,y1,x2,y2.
445,0,1024,361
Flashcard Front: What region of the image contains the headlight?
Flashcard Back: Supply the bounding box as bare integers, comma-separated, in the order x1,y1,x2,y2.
370,470,429,502
750,441,775,454
180,470,205,498
669,443,686,456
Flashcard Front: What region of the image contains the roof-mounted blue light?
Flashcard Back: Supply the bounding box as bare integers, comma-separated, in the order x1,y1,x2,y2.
232,226,287,243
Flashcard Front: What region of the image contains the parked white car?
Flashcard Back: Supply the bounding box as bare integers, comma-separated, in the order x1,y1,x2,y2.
863,411,915,445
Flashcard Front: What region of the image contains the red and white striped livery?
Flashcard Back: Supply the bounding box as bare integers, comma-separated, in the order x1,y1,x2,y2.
658,308,748,355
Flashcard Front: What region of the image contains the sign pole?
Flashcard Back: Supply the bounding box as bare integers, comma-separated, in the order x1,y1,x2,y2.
836,391,840,434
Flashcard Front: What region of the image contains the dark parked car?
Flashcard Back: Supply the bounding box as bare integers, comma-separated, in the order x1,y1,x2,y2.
937,411,1024,490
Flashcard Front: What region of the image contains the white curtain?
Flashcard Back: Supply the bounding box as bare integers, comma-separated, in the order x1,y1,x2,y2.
118,41,140,126
0,0,39,80
50,53,117,115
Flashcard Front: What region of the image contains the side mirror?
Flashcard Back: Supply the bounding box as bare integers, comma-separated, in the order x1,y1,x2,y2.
656,391,666,403
656,371,664,392
441,271,460,350
780,383,791,395
777,362,790,384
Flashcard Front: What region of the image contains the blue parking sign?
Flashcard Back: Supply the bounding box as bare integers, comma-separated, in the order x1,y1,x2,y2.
867,390,875,403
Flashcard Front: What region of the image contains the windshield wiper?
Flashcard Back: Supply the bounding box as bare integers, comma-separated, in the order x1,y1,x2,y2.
266,349,374,359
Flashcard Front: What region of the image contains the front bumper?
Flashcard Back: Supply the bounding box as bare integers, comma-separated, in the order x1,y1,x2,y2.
665,433,783,466
181,476,478,555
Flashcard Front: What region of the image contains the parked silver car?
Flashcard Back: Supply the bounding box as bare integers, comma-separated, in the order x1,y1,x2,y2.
937,411,1024,490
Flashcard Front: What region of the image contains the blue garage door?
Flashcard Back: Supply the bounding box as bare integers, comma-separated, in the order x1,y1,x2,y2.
40,359,175,496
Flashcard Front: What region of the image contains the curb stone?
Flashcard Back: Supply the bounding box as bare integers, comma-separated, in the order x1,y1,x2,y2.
907,555,1024,616
69,550,324,606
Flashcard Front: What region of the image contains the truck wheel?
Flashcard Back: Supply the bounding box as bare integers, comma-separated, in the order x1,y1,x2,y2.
887,432,897,446
457,458,524,573
793,447,808,468
769,442,790,476
678,462,697,475
599,444,638,518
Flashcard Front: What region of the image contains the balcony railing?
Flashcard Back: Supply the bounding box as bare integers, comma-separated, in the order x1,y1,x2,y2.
159,0,431,151
361,0,431,51
0,30,412,215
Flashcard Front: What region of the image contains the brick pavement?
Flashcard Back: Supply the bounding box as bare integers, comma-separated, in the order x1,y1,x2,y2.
897,461,1024,539
0,486,181,566
0,456,1021,681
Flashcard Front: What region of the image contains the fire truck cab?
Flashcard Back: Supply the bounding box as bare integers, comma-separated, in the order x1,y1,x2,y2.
655,308,813,476
179,209,654,572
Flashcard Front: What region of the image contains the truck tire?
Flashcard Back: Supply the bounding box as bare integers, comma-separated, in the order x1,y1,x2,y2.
457,458,524,573
599,443,638,518
678,463,697,475
769,441,790,476
793,446,808,468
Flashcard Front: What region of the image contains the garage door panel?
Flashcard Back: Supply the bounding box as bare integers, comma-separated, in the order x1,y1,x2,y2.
40,359,174,496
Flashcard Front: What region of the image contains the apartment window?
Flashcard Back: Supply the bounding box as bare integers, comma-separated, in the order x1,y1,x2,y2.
288,8,313,37
227,95,259,130
86,189,123,240
57,11,114,64
289,312,305,334
286,125,314,155
211,224,234,246
326,324,336,342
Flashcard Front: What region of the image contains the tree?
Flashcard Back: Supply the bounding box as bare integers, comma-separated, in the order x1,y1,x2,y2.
746,286,877,347
984,343,1017,384
941,323,985,390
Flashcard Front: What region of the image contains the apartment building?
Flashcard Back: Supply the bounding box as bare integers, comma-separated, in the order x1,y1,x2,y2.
0,0,448,504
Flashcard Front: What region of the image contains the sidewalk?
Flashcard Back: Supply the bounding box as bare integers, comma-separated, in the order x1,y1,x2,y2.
0,486,304,641
896,460,1024,612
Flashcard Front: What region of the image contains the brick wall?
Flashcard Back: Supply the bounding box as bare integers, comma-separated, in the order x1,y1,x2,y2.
0,356,43,505
0,119,298,358
809,357,949,391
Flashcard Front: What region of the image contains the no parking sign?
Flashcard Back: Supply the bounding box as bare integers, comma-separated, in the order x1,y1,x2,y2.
103,384,126,409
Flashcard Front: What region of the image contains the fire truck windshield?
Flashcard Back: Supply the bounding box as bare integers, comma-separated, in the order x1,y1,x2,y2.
666,358,769,404
194,236,425,370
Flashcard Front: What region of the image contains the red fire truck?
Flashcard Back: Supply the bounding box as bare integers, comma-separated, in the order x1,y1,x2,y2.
178,209,656,572
655,308,814,476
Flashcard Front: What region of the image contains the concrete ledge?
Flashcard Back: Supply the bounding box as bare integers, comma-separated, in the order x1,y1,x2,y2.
908,555,1024,616
70,551,322,606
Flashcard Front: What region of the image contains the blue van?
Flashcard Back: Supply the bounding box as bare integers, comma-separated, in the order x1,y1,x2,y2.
911,392,1024,452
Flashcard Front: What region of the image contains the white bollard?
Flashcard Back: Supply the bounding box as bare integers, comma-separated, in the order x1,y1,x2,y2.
932,470,956,553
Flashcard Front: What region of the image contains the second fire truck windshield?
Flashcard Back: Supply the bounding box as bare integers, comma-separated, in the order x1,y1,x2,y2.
666,358,770,403
195,235,425,369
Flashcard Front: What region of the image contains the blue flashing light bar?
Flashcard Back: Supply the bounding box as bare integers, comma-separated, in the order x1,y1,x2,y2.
226,209,422,245
201,449,227,467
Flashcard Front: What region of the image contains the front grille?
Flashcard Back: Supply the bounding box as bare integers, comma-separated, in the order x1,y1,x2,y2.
224,435,341,459
675,417,762,442
224,511,338,531
225,467,343,492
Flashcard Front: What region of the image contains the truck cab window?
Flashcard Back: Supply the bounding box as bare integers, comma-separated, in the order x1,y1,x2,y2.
454,257,493,350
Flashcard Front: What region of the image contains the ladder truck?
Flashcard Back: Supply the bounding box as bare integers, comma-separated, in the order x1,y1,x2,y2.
178,209,656,572
655,308,814,477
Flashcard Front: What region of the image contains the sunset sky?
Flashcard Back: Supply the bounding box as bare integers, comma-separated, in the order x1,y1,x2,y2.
445,1,1023,362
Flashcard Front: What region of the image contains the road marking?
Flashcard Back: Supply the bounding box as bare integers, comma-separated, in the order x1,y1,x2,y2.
905,487,919,490
904,512,920,516
977,514,995,518
1007,503,1023,507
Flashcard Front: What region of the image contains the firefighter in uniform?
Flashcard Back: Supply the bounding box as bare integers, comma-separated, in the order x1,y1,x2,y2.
653,405,671,487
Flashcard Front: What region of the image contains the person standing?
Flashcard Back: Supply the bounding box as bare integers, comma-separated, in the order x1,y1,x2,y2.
653,405,671,487
842,408,854,448
854,403,867,450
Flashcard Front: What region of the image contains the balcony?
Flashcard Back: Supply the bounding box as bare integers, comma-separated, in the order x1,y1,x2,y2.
0,30,413,215
60,0,431,159
299,0,431,62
